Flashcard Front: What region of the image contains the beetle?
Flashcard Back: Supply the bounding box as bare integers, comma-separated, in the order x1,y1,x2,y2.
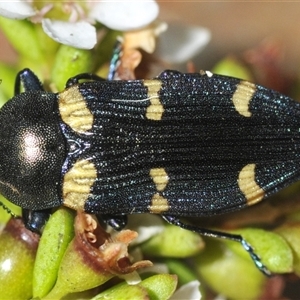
1,66,300,276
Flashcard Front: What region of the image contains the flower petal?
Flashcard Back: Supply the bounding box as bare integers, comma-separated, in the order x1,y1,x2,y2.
156,24,211,64
90,0,159,31
170,280,201,300
42,19,97,49
0,2,35,19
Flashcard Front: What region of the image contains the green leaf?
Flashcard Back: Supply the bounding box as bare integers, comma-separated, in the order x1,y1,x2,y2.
51,45,92,90
141,224,204,258
276,221,300,275
33,207,75,298
0,18,43,62
164,258,198,286
227,228,293,274
92,283,148,300
140,274,178,300
92,274,177,300
196,238,266,299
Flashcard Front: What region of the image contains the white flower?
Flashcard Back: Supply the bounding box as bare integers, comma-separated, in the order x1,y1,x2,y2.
0,0,159,50
41,19,96,49
170,280,202,300
90,0,159,31
0,1,35,19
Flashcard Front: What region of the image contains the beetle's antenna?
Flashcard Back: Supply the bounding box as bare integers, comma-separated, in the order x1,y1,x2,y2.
0,201,17,218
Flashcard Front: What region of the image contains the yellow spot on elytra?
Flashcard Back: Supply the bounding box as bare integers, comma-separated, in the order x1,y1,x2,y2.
144,79,164,120
232,81,256,117
58,86,94,133
149,193,170,213
63,159,97,210
150,168,169,191
238,163,265,205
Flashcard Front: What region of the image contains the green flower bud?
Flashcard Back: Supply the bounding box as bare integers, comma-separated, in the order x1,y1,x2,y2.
33,207,75,298
141,224,204,258
0,218,39,299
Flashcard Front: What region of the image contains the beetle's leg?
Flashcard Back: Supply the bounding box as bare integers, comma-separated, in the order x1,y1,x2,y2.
14,68,44,95
162,215,271,276
22,209,51,234
99,214,128,231
107,38,123,81
65,73,106,87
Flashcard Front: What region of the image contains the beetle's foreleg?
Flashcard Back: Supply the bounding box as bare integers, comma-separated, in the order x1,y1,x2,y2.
22,209,51,234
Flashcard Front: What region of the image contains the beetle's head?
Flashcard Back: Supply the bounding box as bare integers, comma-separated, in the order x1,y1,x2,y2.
0,92,67,210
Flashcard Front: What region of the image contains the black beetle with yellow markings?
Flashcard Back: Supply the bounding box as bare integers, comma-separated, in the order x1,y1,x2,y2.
1,67,300,276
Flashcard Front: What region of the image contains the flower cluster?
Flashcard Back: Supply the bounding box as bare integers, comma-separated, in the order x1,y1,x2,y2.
0,1,159,49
